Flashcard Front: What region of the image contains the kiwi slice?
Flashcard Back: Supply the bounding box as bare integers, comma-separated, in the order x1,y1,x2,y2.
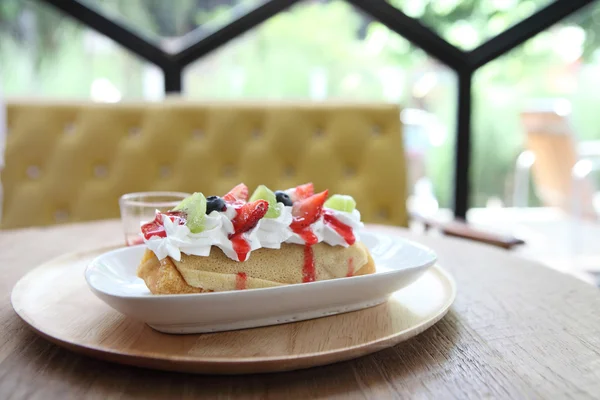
324,194,356,212
172,192,207,233
249,185,280,218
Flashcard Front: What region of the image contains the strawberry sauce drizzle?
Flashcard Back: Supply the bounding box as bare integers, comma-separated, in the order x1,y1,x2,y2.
230,233,251,262
302,245,316,283
347,257,354,277
235,272,248,290
228,200,269,261
290,224,319,283
323,211,355,245
229,203,251,262
292,226,319,246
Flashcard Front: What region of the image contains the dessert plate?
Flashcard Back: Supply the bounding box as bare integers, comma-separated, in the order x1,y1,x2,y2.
84,231,437,334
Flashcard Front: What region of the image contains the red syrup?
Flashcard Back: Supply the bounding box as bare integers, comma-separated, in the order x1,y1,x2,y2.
292,227,319,246
323,211,355,245
290,226,319,283
302,244,316,283
235,272,248,290
230,203,250,262
230,233,251,262
228,200,269,262
346,257,354,277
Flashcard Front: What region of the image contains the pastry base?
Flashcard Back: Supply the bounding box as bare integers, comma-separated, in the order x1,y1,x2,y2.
137,242,375,294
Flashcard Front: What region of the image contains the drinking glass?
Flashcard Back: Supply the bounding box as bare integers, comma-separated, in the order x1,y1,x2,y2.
119,191,190,246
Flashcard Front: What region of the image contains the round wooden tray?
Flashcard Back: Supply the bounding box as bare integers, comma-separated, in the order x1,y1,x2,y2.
11,246,456,375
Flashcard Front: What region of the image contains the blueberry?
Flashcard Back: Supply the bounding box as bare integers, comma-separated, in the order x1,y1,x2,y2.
206,196,227,214
275,191,293,206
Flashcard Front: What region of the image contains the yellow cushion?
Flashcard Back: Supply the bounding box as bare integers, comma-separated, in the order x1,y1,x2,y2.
2,100,407,229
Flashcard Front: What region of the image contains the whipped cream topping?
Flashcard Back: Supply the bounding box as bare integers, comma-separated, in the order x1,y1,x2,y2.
322,208,364,247
144,208,234,262
144,203,363,262
256,203,293,248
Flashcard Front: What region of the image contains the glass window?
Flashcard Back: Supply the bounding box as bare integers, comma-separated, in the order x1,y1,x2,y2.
1,0,461,213
470,2,600,208
0,0,157,100
183,1,457,212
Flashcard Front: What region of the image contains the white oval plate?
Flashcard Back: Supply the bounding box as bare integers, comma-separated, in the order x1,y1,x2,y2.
85,231,437,334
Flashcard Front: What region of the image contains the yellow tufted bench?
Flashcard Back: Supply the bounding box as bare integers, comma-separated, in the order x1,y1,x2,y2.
1,100,408,230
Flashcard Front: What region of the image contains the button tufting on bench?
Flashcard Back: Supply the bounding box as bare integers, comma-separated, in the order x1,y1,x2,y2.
344,166,356,178
54,209,69,223
159,165,171,178
192,129,204,140
129,127,141,137
222,165,235,178
26,165,41,180
377,208,389,219
94,165,108,178
64,122,76,136
283,165,295,178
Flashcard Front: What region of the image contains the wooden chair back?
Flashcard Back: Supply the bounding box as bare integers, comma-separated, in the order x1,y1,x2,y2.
521,107,596,218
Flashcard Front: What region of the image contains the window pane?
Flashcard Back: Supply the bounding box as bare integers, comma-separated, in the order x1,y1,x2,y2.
183,1,458,212
0,0,159,100
389,0,554,50
471,2,600,208
1,0,460,212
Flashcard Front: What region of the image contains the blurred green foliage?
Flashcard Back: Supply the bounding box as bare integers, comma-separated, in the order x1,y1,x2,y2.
1,0,600,207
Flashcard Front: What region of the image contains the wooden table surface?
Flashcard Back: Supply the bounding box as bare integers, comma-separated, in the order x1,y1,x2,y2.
2,220,600,399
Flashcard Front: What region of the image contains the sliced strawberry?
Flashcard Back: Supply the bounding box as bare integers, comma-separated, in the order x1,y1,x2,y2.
154,211,186,225
223,183,249,204
164,210,187,225
141,211,186,239
290,190,328,230
294,182,314,201
230,199,269,234
287,182,314,202
141,221,166,239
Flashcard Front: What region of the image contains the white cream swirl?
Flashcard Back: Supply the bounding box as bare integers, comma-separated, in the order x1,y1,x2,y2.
144,209,234,261
322,208,364,247
255,203,293,248
144,203,364,262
